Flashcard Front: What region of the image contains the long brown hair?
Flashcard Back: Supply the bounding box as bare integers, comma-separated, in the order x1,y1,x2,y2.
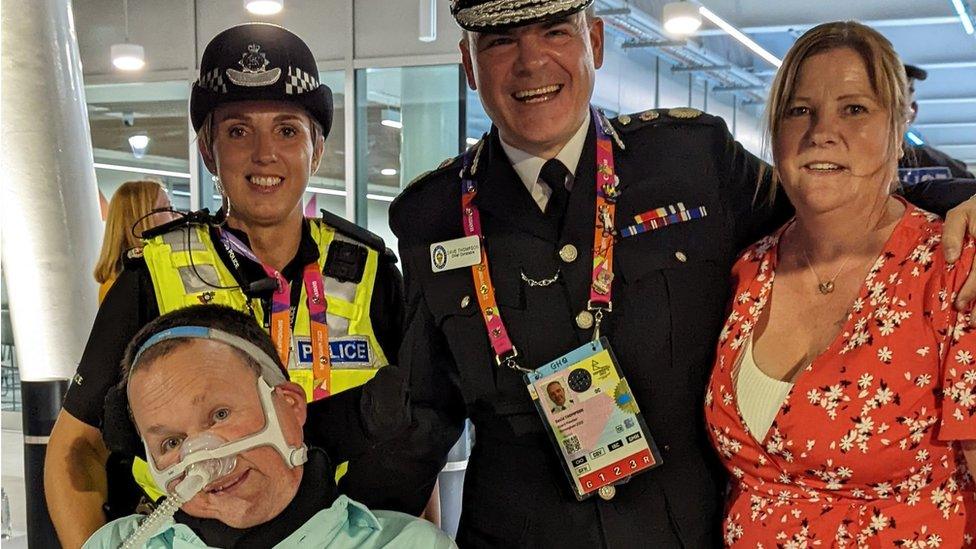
93,180,166,283
761,21,910,203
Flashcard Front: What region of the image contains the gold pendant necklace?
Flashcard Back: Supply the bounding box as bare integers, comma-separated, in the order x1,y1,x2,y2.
800,248,853,295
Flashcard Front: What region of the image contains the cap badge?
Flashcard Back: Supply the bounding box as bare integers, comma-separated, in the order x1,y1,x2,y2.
226,43,281,88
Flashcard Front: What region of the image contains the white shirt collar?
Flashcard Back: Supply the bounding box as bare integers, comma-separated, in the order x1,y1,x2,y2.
498,111,591,211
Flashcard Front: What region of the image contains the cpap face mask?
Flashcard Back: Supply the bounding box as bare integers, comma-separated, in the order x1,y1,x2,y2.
128,326,309,497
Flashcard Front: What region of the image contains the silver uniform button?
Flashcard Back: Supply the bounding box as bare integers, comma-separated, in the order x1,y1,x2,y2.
675,251,688,263
576,310,594,329
460,295,471,309
559,244,578,263
598,485,616,500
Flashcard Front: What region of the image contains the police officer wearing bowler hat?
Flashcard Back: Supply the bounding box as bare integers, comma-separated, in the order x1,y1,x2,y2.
45,23,407,548
899,63,975,179
384,2,976,547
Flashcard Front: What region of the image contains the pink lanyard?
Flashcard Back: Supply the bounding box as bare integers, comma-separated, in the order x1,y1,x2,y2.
460,107,620,372
220,230,333,397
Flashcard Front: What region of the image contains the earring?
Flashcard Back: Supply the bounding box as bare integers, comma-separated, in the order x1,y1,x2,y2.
211,175,231,224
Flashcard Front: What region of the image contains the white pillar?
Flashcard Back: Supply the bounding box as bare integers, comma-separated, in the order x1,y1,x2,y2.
1,0,102,381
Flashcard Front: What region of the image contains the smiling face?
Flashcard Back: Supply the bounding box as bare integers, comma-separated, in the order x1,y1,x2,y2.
202,100,323,229
547,381,566,406
461,13,604,158
128,340,307,528
773,47,897,216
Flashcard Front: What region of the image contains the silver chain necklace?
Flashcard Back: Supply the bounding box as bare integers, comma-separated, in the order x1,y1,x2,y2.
520,269,561,287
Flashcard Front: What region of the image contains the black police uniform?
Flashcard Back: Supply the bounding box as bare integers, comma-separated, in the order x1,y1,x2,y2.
901,143,975,179
385,109,976,548
63,213,406,517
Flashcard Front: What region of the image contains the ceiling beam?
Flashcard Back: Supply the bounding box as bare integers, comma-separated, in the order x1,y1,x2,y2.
672,64,732,73
695,16,958,36
914,121,976,129
916,97,976,105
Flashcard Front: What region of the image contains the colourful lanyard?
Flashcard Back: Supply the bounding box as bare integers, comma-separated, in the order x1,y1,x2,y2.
461,107,620,372
220,230,333,397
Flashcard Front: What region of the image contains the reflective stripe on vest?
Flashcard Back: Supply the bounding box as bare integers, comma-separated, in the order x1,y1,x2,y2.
135,218,388,499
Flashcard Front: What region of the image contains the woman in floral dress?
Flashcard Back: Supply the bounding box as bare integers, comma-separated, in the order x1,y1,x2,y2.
705,21,976,547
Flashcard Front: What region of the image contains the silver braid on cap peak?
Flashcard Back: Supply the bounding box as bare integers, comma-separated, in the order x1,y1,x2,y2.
457,0,590,29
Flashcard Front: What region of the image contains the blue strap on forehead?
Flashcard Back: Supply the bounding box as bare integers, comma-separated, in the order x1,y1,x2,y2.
130,326,289,387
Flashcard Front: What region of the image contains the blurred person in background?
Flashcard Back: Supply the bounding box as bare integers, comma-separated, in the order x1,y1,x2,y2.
899,63,975,179
93,180,177,302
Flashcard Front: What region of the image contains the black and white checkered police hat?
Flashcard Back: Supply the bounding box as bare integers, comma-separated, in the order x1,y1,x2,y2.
190,23,333,138
451,0,594,32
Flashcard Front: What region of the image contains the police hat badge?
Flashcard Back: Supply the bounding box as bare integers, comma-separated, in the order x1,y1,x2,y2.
451,0,595,32
226,44,281,87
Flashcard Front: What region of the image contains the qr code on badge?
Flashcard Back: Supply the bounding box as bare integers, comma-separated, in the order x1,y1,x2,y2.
563,434,581,454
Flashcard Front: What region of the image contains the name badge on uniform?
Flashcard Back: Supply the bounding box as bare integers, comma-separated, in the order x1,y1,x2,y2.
524,338,662,501
430,235,481,273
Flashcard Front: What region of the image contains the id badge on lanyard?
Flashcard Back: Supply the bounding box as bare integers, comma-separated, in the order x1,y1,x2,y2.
460,107,662,500
525,338,661,500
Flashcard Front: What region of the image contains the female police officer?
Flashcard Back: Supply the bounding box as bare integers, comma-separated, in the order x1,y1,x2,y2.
44,23,405,548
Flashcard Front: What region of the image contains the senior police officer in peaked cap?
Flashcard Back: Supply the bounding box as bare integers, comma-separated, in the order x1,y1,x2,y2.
45,23,408,548
382,2,976,547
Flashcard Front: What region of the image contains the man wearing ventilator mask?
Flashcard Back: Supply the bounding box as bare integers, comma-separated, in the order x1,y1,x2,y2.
83,305,454,549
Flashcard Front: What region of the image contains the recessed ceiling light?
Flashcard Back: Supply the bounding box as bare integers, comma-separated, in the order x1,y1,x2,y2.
111,43,145,71
245,0,283,15
662,2,701,36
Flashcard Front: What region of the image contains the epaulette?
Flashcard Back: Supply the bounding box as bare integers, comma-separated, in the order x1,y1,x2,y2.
405,154,463,190
122,246,145,268
611,107,712,132
318,208,387,254
140,208,214,240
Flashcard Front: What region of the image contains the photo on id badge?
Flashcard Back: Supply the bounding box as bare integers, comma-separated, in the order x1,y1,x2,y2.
526,338,662,500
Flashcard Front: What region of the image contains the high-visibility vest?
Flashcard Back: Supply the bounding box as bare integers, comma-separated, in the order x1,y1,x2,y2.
132,218,388,499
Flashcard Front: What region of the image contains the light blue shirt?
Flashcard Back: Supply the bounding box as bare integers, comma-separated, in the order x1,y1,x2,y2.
83,495,456,549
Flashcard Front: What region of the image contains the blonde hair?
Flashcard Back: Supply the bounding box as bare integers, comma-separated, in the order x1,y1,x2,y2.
762,21,910,202
94,180,166,283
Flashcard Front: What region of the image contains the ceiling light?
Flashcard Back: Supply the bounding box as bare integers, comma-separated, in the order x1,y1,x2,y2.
906,130,925,146
381,168,398,176
663,2,702,36
112,0,145,71
698,6,782,68
128,134,149,158
950,0,975,34
380,108,403,129
111,44,145,70
419,0,437,42
245,0,283,15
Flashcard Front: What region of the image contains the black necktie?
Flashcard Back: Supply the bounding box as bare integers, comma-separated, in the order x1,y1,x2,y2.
540,159,570,221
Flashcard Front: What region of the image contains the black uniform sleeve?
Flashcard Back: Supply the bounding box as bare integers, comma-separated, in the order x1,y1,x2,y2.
62,265,157,427
369,250,405,362
899,178,976,217
339,247,467,514
712,120,794,252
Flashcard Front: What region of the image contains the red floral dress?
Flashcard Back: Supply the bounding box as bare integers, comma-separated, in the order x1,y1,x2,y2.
705,204,976,548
